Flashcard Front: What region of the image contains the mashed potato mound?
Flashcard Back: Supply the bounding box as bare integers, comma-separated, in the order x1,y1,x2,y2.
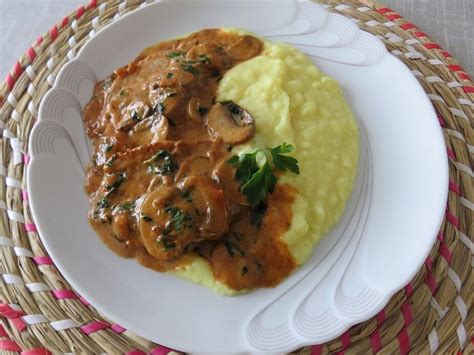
173,34,359,295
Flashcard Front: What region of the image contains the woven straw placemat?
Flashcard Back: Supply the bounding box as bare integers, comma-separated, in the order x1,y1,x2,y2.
0,0,472,353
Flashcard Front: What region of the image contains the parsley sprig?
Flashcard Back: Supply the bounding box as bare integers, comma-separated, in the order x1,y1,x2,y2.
227,143,300,206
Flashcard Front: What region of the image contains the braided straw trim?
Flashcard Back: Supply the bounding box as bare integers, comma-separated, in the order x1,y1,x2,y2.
0,0,472,353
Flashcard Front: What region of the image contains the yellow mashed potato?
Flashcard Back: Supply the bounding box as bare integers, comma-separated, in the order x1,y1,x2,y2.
172,33,359,295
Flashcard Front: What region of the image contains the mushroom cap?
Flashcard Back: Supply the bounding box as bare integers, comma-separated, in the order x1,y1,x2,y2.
138,176,229,261
205,101,255,145
226,35,262,61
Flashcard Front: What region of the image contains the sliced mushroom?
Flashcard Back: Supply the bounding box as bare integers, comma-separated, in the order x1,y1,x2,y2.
149,115,170,142
138,186,188,261
129,114,169,146
185,44,211,62
205,102,255,144
111,212,132,242
117,101,150,131
175,155,213,182
181,176,229,239
161,93,183,119
226,35,262,61
186,43,232,70
187,97,208,123
159,68,195,87
138,177,229,260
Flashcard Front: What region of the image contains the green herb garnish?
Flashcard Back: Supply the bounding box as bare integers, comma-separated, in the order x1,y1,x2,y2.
227,143,299,206
250,202,267,228
225,240,235,257
182,190,193,203
99,141,114,153
105,154,116,167
116,201,135,212
141,214,153,222
144,149,178,176
167,51,185,58
225,240,245,257
182,64,199,75
166,72,173,79
198,54,211,64
105,171,127,196
164,205,193,233
93,198,109,221
97,198,109,209
162,238,176,251
158,205,193,251
131,110,141,122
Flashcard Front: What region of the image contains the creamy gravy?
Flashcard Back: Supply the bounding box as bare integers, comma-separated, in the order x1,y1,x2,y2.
83,29,296,291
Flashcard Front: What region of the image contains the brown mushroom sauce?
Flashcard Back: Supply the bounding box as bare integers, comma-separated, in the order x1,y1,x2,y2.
83,29,297,291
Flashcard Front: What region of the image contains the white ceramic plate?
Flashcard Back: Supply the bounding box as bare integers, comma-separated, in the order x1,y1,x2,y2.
27,0,448,352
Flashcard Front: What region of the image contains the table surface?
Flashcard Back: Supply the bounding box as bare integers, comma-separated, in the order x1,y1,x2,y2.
1,0,473,79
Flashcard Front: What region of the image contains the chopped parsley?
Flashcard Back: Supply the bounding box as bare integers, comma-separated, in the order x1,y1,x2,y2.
225,240,235,257
166,51,185,58
144,150,178,176
182,64,199,75
93,197,109,221
164,205,193,233
95,141,114,165
166,72,173,79
99,141,114,153
116,201,135,212
224,239,245,257
105,171,127,196
227,143,300,206
105,154,116,167
141,214,153,222
198,54,211,64
250,202,267,228
130,110,141,122
97,197,109,209
182,190,193,203
162,238,176,251
157,206,193,251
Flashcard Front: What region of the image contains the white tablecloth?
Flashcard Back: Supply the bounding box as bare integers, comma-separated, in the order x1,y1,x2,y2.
1,0,473,79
